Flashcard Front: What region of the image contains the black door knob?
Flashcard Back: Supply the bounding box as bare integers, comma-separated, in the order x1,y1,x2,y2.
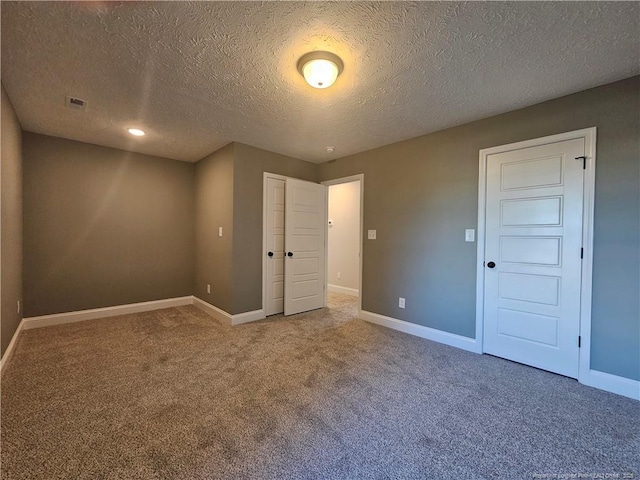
267,251,273,257
487,261,496,269
287,252,293,257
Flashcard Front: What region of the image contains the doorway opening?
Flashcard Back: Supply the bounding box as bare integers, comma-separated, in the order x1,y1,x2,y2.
322,174,364,316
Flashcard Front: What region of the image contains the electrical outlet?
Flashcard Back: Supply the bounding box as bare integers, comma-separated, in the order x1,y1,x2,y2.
368,230,377,240
207,284,211,294
337,272,341,279
399,297,405,309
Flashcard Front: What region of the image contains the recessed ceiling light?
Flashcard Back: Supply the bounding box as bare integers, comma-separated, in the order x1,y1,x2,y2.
297,51,344,89
326,146,335,153
127,128,145,136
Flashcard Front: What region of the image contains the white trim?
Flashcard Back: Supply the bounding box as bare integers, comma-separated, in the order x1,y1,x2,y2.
476,128,597,380
2,294,267,374
475,143,488,353
14,295,263,336
231,309,265,326
327,284,359,297
2,296,193,374
0,317,25,376
193,296,232,324
322,174,364,317
585,370,640,401
577,129,597,385
360,310,482,354
193,296,265,326
7,294,638,400
21,296,193,330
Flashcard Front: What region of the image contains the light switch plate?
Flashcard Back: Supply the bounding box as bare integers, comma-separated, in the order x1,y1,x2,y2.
218,227,223,237
368,229,377,240
465,229,475,242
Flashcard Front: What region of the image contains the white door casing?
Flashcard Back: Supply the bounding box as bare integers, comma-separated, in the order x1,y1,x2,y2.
284,178,327,316
477,128,596,381
264,176,286,316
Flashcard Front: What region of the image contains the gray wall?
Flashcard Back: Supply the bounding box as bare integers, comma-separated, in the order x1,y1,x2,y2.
1,84,23,356
319,76,640,381
12,76,640,382
23,133,195,317
194,143,235,313
232,143,317,314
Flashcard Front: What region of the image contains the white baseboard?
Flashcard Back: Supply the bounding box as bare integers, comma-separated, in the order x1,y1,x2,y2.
193,296,232,324
360,310,482,354
231,309,265,326
1,317,25,376
21,296,194,330
585,369,640,401
19,296,263,333
193,297,265,326
327,284,360,297
8,298,639,401
359,311,639,401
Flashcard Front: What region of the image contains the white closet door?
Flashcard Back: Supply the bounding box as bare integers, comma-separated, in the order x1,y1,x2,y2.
265,177,285,316
284,178,327,316
483,138,585,378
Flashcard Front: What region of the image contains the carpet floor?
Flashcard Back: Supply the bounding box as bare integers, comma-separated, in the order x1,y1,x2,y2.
1,293,638,480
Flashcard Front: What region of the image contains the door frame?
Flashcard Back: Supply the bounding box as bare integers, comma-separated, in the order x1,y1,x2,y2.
475,127,596,384
262,172,288,315
321,174,365,316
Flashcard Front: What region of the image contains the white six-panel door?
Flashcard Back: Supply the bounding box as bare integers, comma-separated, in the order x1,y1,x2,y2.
264,177,285,316
483,138,585,378
284,178,327,316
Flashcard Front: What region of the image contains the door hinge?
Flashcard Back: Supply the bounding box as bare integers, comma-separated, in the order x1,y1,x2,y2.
578,336,581,348
580,248,584,259
575,156,587,169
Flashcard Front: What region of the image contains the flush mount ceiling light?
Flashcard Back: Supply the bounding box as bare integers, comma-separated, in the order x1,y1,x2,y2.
297,51,344,89
127,128,145,136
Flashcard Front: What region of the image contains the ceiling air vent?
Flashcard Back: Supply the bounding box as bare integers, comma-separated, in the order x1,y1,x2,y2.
65,95,87,111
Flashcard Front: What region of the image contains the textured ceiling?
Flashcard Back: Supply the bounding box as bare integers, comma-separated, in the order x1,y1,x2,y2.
2,1,638,163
